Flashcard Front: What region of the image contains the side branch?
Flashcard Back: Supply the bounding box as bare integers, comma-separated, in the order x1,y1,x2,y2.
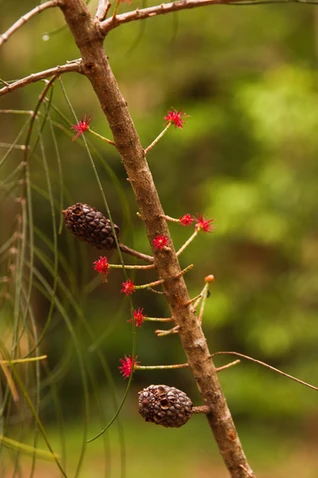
98,0,260,32
0,61,83,97
212,351,318,392
100,0,318,33
100,0,224,32
96,0,111,20
0,0,62,47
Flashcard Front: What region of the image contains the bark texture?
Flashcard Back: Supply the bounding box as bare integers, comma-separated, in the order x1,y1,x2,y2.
60,1,255,476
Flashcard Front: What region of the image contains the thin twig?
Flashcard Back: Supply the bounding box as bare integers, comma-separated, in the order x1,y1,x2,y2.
147,287,164,295
144,123,171,154
192,405,210,414
109,263,155,270
145,317,173,322
198,283,209,322
0,363,19,402
155,325,180,336
216,360,240,372
212,351,318,391
89,128,116,145
176,230,198,256
0,143,27,150
119,243,154,263
0,355,47,365
95,0,111,20
99,0,318,34
0,61,82,97
0,0,61,47
136,362,188,371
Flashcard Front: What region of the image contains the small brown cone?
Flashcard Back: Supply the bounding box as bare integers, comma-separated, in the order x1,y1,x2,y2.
138,384,193,428
62,203,120,250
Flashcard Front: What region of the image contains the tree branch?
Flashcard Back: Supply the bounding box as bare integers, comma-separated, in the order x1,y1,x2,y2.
0,61,83,97
100,0,238,33
212,351,318,392
0,0,62,47
59,1,254,476
99,0,318,33
96,0,111,20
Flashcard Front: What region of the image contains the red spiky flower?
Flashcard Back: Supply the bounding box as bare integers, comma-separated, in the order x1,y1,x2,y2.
164,108,187,129
179,214,193,226
71,115,91,141
195,214,215,233
128,308,146,327
121,279,135,296
153,235,169,251
119,355,139,378
93,256,110,282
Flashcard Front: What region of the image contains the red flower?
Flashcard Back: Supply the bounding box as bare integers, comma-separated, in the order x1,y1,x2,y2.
153,235,169,251
164,108,187,129
128,308,146,327
195,214,215,233
93,256,110,278
71,115,91,141
121,279,135,296
179,214,193,226
119,355,139,378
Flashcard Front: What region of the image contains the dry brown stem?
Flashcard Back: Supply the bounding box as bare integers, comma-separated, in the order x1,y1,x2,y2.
0,0,61,47
0,61,82,97
99,0,318,35
57,1,255,476
99,0,249,33
212,351,318,392
96,0,111,20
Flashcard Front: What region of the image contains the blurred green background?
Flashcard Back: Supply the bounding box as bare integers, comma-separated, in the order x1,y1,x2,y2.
1,0,318,476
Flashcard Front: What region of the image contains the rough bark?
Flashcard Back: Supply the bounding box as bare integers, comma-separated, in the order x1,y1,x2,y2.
59,1,255,476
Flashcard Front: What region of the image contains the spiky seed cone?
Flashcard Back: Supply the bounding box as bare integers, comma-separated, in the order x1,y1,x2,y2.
62,203,120,250
138,384,193,428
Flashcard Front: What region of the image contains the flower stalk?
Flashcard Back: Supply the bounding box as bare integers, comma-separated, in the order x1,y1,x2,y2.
144,123,171,154
88,128,115,145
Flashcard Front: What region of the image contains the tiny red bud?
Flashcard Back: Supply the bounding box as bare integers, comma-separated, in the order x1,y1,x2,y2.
205,274,215,283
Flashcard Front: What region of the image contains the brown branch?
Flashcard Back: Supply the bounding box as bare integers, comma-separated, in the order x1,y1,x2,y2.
100,0,237,33
0,0,62,47
119,243,154,263
96,0,111,20
192,405,210,414
98,0,312,34
59,1,254,476
0,61,83,97
212,351,318,392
